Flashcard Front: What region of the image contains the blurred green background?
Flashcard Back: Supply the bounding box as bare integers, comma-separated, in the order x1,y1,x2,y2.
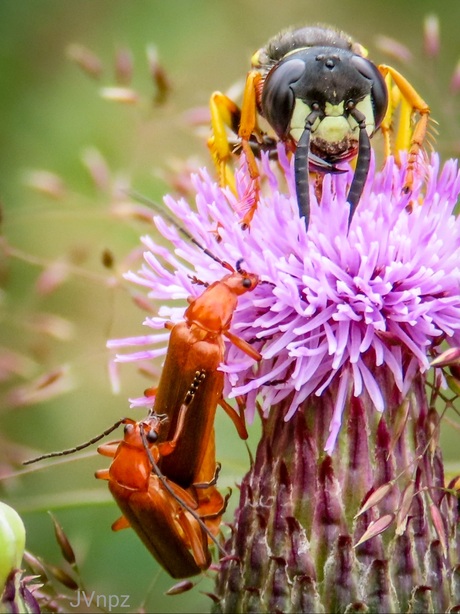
1,1,460,612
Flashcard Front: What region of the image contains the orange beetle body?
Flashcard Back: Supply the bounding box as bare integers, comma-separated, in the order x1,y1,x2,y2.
95,414,226,578
153,266,261,488
25,265,261,576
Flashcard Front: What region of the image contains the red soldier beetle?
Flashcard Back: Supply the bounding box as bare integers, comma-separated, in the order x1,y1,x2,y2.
129,192,263,488
147,257,262,488
24,410,229,579
96,412,229,578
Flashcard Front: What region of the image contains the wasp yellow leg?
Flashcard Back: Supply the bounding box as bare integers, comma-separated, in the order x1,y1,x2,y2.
378,65,430,193
380,75,400,159
208,72,264,227
238,70,263,227
379,65,430,120
208,91,240,193
394,96,413,161
238,70,260,140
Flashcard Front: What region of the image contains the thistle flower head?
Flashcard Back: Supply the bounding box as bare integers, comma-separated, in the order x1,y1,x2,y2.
110,148,460,452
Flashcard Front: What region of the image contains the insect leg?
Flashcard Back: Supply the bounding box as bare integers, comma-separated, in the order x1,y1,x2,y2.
378,64,430,194
208,91,241,193
154,370,206,457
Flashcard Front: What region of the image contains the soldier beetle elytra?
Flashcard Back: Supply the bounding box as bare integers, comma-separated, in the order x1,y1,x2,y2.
24,411,229,579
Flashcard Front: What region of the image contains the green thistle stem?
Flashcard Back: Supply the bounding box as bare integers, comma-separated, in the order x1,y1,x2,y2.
214,369,460,613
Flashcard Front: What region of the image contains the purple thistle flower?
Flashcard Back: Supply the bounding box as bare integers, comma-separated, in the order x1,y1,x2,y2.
108,147,460,453
107,143,460,612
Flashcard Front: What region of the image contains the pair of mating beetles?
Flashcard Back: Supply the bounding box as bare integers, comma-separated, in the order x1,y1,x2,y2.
26,256,261,578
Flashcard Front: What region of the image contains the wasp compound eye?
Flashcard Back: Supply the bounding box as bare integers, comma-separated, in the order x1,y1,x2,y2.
350,55,388,129
261,58,306,140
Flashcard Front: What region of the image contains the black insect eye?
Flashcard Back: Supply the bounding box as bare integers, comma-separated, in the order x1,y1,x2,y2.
146,430,158,443
242,278,252,288
261,56,306,139
350,55,388,129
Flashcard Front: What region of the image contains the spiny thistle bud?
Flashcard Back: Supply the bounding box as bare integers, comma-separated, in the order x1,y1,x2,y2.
0,502,26,593
0,501,39,613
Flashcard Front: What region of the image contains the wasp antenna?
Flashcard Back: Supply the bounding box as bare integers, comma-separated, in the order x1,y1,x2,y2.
128,189,229,268
347,106,371,221
23,419,126,465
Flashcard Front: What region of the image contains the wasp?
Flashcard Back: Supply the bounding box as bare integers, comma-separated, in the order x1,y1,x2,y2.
209,24,430,227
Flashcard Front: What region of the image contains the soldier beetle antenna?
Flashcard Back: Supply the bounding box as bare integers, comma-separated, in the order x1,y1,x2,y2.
23,419,127,465
22,415,171,465
138,422,228,558
128,189,233,272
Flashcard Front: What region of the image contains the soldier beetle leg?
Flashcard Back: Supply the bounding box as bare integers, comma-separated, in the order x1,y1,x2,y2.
111,515,130,531
192,460,221,490
169,431,229,544
219,397,248,440
94,468,110,480
96,440,124,459
188,276,209,289
224,329,262,362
